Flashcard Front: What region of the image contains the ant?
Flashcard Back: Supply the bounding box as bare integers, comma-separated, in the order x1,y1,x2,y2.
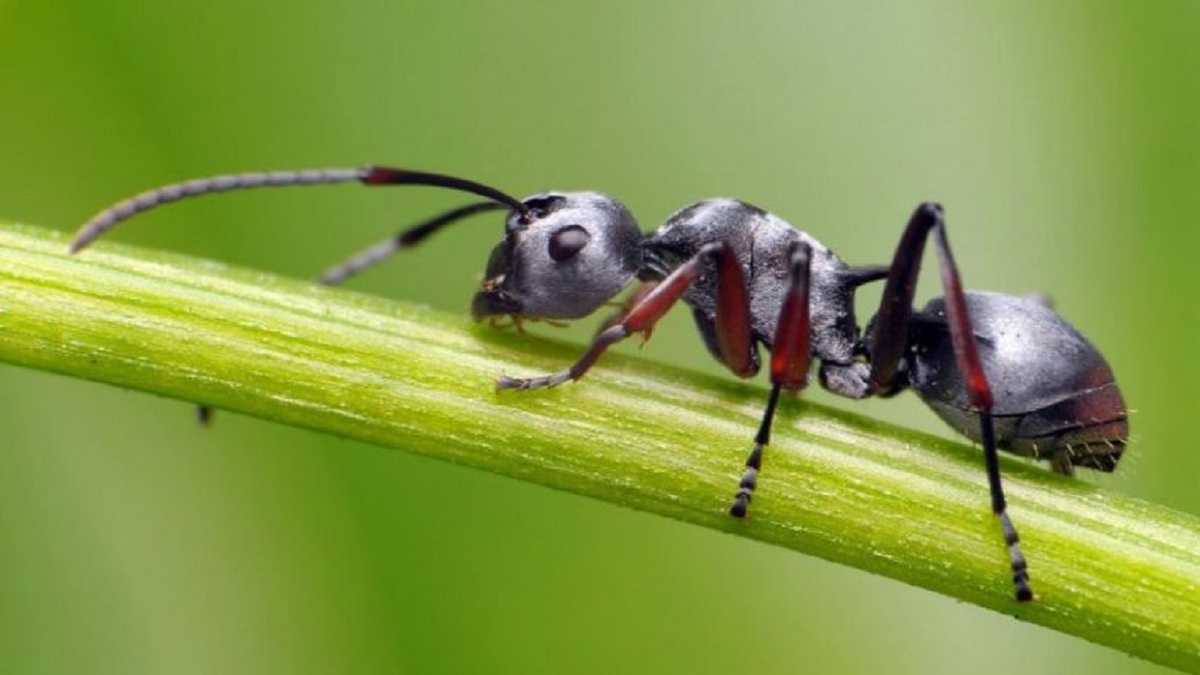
70,165,1129,602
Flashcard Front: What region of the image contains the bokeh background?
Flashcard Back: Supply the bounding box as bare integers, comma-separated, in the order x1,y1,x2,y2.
1,2,1197,673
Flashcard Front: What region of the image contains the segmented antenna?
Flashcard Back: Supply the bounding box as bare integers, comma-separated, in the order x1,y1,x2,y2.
318,201,504,285
70,168,364,253
69,165,530,253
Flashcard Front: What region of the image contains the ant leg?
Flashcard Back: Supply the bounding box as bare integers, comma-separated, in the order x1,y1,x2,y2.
1050,451,1076,477
867,203,1033,602
594,282,660,339
497,241,755,390
730,242,812,517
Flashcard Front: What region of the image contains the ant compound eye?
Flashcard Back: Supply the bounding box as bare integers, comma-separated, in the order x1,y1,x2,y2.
547,225,591,261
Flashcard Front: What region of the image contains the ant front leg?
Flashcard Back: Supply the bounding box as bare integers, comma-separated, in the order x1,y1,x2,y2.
867,203,1034,602
496,241,756,390
594,282,660,340
730,242,812,518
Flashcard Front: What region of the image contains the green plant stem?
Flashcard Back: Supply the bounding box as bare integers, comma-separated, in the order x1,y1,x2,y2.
1,222,1198,672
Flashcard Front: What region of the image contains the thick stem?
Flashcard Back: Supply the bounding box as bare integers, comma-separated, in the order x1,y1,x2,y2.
1,223,1197,673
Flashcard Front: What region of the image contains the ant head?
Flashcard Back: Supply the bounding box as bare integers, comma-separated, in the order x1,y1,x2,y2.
472,192,642,321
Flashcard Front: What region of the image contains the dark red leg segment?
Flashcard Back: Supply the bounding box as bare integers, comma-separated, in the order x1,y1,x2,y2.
769,244,812,391
594,282,660,338
867,203,1032,602
730,242,812,518
711,243,757,377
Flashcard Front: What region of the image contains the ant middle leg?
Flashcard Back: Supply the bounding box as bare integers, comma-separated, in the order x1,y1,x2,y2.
729,242,813,518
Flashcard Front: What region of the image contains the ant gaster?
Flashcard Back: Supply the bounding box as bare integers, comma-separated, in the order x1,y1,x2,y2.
71,165,1130,602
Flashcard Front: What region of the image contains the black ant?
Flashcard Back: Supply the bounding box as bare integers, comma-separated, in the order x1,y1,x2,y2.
70,165,1130,602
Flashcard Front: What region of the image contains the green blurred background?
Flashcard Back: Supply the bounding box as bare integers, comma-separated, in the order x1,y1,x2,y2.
1,2,1197,673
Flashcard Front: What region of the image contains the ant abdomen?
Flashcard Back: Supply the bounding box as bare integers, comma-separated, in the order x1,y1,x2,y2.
907,292,1128,475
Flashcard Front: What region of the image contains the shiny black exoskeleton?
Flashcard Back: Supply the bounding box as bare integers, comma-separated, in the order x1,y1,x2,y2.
901,292,1126,475
71,165,1129,602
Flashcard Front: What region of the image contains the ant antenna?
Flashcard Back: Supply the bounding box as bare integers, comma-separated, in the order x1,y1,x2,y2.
318,201,505,285
69,165,530,253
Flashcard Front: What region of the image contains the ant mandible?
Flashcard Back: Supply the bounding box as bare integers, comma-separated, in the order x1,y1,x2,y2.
70,165,1130,602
